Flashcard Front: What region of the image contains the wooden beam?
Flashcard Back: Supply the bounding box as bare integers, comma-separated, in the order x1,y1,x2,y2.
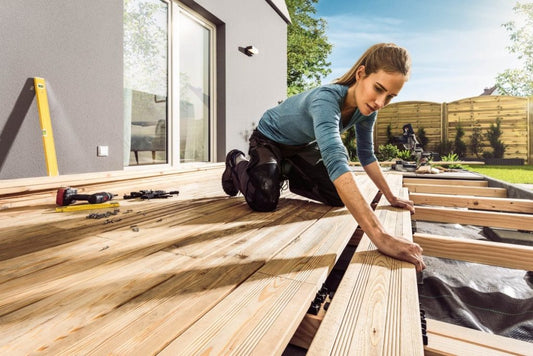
425,318,533,355
307,179,424,355
413,206,533,231
403,178,487,187
404,183,507,197
410,192,533,213
413,232,533,270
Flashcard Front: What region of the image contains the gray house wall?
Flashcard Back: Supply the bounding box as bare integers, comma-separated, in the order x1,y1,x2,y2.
0,0,288,179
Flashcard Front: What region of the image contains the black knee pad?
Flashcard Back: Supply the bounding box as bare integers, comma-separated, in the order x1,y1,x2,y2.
246,163,280,212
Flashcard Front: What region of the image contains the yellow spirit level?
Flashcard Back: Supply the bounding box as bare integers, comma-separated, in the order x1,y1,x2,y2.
34,77,59,176
55,202,120,212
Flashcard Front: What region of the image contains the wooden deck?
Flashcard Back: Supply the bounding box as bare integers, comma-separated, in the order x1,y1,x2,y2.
1,165,531,355
0,165,411,355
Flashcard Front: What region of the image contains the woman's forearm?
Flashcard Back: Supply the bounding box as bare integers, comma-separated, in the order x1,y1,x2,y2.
362,161,394,201
333,171,425,271
333,171,388,244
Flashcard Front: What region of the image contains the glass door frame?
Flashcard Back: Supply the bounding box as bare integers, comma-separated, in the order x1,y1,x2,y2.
169,1,217,166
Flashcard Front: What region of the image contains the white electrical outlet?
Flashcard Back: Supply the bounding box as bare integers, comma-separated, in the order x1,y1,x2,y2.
97,145,109,157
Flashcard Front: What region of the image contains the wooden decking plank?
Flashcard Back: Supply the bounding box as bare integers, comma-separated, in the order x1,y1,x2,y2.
425,318,532,355
0,164,222,196
0,198,245,317
403,178,488,186
414,232,533,270
0,165,223,209
0,251,189,354
0,194,239,261
159,272,316,356
410,192,533,213
307,175,423,355
404,183,507,197
413,206,533,231
41,197,326,355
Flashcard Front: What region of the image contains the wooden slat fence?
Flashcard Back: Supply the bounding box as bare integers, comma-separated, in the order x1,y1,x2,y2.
375,95,532,163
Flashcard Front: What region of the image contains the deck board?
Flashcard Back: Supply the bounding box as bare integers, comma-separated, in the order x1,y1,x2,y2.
307,175,423,356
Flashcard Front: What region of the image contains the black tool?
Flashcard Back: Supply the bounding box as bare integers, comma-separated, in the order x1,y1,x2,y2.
56,187,115,206
123,190,179,200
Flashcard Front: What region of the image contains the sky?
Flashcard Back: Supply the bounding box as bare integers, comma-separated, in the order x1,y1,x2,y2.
315,0,524,103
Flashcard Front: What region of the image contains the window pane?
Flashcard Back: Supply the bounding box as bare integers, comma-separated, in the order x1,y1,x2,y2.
123,0,168,166
179,11,210,162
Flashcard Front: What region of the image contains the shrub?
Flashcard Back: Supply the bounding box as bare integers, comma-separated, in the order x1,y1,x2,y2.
416,127,429,149
470,126,483,158
454,124,467,158
486,118,506,159
386,124,396,145
377,144,400,161
436,140,454,156
442,152,462,169
342,127,358,161
397,149,414,161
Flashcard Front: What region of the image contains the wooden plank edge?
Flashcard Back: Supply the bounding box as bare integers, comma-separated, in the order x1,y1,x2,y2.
0,163,224,195
425,318,532,356
403,178,488,187
410,192,533,213
413,232,533,270
413,206,533,232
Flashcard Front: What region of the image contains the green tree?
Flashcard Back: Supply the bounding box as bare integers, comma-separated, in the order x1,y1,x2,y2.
495,2,533,96
286,0,333,96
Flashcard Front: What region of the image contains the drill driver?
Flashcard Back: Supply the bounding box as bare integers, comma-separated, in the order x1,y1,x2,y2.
56,187,116,206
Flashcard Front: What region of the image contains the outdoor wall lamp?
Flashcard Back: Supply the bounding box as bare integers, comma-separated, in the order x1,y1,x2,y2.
243,45,259,56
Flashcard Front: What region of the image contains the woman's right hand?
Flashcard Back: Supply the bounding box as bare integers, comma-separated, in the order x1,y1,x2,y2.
375,234,426,272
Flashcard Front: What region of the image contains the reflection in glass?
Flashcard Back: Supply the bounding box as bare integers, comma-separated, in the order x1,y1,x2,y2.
179,11,210,162
123,0,168,166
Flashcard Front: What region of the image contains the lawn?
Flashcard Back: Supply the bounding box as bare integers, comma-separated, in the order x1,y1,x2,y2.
463,165,533,184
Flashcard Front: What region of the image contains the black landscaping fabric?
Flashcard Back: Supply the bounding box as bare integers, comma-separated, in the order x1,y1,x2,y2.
418,256,533,343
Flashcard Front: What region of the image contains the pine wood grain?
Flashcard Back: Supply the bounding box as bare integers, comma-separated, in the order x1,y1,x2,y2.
158,175,381,355
307,176,423,356
413,206,533,231
410,192,533,213
424,318,532,355
404,178,488,186
404,183,508,197
413,232,533,270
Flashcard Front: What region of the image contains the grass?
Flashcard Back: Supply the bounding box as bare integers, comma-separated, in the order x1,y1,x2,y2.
462,165,533,184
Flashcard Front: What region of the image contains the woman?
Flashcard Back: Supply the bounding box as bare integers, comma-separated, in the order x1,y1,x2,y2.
222,43,426,271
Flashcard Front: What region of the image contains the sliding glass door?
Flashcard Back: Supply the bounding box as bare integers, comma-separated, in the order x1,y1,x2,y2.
124,0,214,167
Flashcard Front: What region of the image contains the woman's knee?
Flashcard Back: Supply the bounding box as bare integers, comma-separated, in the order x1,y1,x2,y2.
246,163,281,211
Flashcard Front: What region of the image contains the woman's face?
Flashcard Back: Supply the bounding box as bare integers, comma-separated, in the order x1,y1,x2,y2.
354,66,406,116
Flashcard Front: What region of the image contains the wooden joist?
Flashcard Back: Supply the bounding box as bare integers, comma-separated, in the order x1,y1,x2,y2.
413,206,533,231
410,192,533,213
425,318,533,356
413,232,533,270
307,177,423,355
403,178,488,187
404,183,507,197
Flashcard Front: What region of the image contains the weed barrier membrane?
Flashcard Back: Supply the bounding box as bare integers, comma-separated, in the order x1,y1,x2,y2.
418,256,533,343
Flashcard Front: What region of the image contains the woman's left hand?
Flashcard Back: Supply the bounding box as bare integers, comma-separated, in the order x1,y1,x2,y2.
389,196,415,214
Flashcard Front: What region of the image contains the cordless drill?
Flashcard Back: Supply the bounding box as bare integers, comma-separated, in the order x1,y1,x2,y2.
56,187,116,206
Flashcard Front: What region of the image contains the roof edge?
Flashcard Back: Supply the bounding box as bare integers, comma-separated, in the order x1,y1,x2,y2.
265,0,291,24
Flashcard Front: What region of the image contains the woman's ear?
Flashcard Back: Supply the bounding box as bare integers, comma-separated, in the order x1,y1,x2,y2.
355,65,366,81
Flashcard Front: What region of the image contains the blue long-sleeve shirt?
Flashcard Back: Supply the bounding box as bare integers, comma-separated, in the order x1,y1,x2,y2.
257,84,377,182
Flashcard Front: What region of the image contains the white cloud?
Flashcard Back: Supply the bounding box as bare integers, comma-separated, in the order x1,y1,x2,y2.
321,11,522,103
